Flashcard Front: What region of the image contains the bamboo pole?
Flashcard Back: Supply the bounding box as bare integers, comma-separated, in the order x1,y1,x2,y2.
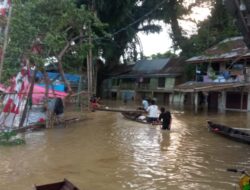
87,24,93,110
240,87,244,110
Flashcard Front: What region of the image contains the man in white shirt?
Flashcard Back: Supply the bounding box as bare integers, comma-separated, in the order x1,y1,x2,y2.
146,100,159,123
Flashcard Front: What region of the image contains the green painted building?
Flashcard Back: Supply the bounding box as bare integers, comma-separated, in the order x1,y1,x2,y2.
102,58,185,105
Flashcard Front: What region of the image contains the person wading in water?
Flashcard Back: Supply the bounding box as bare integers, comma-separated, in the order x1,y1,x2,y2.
159,107,172,130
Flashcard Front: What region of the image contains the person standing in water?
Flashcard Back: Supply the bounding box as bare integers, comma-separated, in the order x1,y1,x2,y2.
146,100,159,123
159,107,172,130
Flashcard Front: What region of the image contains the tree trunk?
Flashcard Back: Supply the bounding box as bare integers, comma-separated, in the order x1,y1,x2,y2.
57,59,72,93
57,41,73,94
18,69,36,128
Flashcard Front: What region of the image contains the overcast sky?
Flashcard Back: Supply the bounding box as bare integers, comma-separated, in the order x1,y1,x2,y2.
138,6,211,56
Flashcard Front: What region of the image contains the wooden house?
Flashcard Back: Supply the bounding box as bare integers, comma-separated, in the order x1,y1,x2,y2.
102,58,185,104
175,36,250,112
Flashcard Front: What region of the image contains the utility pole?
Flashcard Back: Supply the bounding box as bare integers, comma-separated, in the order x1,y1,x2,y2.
89,27,93,95
87,24,93,109
87,0,95,107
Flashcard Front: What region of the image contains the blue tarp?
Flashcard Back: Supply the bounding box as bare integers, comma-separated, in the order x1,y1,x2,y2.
36,72,81,84
37,83,66,92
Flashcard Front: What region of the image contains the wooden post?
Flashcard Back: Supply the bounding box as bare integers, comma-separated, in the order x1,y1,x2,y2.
171,91,175,105
77,75,82,107
89,31,93,95
191,92,194,109
179,92,182,106
240,87,244,110
87,6,93,109
204,94,208,108
194,92,198,113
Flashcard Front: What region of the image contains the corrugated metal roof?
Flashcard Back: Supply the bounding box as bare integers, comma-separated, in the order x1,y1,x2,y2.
186,36,250,63
109,58,185,79
132,58,170,73
174,81,250,92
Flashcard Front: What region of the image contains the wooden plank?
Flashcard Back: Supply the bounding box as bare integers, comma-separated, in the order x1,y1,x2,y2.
234,128,250,132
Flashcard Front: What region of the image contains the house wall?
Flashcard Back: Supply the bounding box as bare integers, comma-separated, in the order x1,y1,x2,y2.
102,75,182,105
226,91,248,110
165,78,175,89
139,77,177,105
144,77,176,90
120,90,135,101
154,92,164,103
171,92,184,105
101,78,115,98
149,77,176,90
197,61,247,83
218,91,226,112
150,78,157,89
207,92,219,110
186,59,250,112
120,79,135,90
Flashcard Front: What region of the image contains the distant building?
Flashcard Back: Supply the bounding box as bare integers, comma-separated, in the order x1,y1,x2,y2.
175,36,250,112
102,58,185,104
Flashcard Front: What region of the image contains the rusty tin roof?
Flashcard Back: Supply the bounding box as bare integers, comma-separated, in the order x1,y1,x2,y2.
186,36,250,63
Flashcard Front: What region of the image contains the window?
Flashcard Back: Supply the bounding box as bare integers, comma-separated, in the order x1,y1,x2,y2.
142,78,150,84
158,77,165,88
112,79,120,86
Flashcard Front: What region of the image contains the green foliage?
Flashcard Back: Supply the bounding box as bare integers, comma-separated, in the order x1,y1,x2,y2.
3,0,105,80
184,63,196,81
77,0,172,66
4,0,238,80
0,131,25,146
180,0,239,58
149,50,178,59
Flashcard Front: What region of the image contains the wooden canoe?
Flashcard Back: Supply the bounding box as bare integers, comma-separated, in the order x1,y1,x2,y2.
122,111,161,125
34,179,79,190
207,121,250,144
95,107,144,113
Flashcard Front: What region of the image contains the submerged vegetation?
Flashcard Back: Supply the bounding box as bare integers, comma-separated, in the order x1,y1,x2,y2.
0,131,25,146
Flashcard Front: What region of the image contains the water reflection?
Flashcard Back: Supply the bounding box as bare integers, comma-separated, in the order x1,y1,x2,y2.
0,103,250,189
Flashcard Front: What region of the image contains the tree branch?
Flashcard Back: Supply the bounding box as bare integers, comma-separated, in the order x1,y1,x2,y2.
57,35,86,94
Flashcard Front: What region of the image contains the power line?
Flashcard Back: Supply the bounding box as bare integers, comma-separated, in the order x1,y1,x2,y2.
93,0,168,43
112,0,167,36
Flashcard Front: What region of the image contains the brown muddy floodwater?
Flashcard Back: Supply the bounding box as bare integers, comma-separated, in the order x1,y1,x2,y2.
1,101,250,190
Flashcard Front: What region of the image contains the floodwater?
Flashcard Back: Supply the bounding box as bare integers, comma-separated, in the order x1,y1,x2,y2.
0,101,250,190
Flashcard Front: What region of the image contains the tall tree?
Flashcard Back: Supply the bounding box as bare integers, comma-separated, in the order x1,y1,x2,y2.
76,0,214,66
180,0,239,58
4,0,105,91
77,0,167,68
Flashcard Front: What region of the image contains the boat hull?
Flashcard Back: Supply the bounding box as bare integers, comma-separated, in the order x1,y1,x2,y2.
122,112,161,125
34,179,79,190
207,121,250,144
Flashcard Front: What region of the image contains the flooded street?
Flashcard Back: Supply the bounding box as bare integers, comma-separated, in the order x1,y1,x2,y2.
1,102,250,189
